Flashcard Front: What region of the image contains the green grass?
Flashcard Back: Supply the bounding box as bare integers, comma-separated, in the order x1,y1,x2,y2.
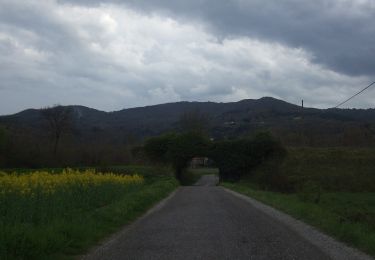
222,182,375,257
95,165,173,176
95,165,174,184
0,171,178,259
279,147,375,192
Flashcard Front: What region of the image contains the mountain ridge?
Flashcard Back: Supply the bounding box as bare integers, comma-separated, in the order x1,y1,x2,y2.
1,97,374,146
2,97,303,117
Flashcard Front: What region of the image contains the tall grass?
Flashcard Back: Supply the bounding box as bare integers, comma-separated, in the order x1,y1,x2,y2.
281,147,375,192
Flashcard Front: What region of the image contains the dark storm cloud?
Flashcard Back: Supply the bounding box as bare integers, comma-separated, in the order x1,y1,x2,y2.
60,0,375,77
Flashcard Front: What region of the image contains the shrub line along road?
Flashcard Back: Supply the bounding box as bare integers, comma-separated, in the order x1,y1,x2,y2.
83,175,372,260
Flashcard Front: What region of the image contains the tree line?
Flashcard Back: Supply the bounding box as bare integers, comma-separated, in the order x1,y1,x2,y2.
0,106,137,168
0,106,286,182
143,131,286,184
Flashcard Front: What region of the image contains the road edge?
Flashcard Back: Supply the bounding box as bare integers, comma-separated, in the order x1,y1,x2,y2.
221,187,373,260
80,187,181,260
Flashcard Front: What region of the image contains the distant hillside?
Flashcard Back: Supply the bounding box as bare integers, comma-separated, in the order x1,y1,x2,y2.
1,97,375,146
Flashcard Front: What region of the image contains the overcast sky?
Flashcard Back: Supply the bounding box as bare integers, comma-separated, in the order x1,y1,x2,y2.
0,0,374,115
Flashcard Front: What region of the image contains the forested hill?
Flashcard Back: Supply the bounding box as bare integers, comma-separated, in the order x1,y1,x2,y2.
1,97,375,146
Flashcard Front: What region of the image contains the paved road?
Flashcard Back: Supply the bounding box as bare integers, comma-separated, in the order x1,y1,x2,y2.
84,175,369,260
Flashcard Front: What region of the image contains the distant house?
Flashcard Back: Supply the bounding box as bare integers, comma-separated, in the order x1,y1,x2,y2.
224,121,236,126
190,157,209,168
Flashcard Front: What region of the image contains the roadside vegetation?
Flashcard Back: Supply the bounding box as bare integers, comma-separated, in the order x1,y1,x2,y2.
144,131,284,183
223,147,375,257
0,167,178,259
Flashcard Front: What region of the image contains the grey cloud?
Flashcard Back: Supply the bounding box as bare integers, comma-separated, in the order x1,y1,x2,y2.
60,0,375,77
0,0,374,115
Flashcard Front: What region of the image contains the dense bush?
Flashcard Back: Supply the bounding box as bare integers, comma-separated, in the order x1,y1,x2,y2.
143,133,176,164
210,132,286,182
209,139,250,181
144,132,211,182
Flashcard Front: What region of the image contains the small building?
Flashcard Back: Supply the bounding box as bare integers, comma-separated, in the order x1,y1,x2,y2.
190,157,209,168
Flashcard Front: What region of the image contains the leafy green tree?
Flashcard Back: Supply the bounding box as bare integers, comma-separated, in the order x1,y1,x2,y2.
210,132,286,182
167,132,210,181
144,132,210,182
144,133,176,164
210,138,252,181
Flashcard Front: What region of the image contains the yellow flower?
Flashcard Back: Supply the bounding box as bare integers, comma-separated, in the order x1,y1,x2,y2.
0,169,144,196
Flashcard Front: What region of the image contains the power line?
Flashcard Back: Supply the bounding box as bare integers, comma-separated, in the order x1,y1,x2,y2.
332,81,375,108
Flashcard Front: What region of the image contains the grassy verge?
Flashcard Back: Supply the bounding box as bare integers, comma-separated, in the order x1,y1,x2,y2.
0,170,178,259
280,147,375,192
222,182,375,257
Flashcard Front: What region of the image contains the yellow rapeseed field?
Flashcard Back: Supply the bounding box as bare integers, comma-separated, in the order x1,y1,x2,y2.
0,168,144,196
0,168,177,259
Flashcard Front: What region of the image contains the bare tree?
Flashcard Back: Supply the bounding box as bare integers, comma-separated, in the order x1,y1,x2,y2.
41,105,72,155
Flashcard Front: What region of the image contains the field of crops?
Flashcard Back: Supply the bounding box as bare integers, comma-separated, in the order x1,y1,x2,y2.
0,168,177,259
1,168,143,223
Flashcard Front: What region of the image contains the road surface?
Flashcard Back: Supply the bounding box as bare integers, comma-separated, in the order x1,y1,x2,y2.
84,175,371,260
